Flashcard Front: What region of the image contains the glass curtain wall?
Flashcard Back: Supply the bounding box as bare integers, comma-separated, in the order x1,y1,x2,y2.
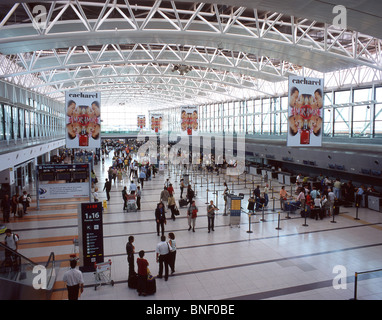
185,85,381,140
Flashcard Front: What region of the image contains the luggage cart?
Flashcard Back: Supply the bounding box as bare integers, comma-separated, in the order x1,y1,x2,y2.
94,259,114,290
126,194,137,212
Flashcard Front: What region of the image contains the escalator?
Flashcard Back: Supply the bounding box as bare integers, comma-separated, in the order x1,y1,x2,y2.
0,242,58,300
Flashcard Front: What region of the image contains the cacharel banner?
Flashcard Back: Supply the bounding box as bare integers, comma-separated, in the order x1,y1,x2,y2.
137,115,146,129
66,91,101,149
150,114,163,133
287,76,323,147
181,106,198,135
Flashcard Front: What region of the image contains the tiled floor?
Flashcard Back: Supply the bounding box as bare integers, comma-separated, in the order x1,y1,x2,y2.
7,152,382,300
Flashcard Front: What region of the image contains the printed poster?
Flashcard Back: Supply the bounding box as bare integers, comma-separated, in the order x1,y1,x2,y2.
287,76,323,147
137,115,146,129
150,114,163,133
181,106,198,135
66,91,101,149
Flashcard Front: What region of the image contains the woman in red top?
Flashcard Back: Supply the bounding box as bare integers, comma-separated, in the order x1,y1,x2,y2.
137,250,149,296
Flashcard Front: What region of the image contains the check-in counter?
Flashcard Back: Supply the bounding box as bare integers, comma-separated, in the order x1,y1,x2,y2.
368,195,382,212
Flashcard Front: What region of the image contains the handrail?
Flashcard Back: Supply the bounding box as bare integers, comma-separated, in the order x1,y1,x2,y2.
353,268,382,300
0,242,56,290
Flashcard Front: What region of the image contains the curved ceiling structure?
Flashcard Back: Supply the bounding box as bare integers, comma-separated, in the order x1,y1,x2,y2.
0,0,381,108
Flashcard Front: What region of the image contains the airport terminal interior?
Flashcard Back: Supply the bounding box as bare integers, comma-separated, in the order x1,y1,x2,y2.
0,0,382,301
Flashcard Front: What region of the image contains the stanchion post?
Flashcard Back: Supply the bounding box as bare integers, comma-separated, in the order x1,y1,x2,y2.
260,204,266,222
247,212,253,233
354,203,360,220
275,211,282,230
330,206,337,223
302,208,308,227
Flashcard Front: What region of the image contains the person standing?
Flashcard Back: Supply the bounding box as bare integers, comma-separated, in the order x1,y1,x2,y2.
180,179,185,198
155,202,167,236
136,186,142,211
207,200,218,233
296,187,306,210
126,235,136,277
187,200,198,232
263,184,269,207
168,233,176,275
122,186,128,210
156,235,170,281
137,250,149,296
62,259,84,300
279,186,288,210
1,194,11,223
103,178,111,201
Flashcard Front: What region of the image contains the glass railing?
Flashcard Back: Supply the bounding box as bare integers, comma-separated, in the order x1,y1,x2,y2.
0,242,56,292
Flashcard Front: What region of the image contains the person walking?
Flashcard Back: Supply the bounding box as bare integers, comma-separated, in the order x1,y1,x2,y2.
63,259,84,300
155,202,167,236
126,235,136,277
103,178,111,201
180,179,185,198
139,170,146,188
186,185,195,205
156,235,170,281
187,200,198,232
168,233,176,274
160,186,170,209
207,200,218,233
168,194,176,220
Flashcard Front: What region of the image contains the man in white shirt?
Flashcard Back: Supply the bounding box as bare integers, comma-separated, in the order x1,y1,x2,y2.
156,236,170,281
327,188,336,216
63,259,84,300
129,180,137,194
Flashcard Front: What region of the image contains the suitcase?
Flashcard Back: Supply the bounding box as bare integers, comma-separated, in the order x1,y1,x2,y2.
128,274,138,289
146,277,156,295
179,198,188,207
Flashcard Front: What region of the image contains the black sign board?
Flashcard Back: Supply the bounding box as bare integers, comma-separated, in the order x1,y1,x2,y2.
78,202,104,272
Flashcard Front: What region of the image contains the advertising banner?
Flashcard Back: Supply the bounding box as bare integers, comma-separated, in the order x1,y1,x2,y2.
181,106,198,135
39,182,90,199
150,113,163,133
66,91,101,149
287,76,323,147
137,115,146,129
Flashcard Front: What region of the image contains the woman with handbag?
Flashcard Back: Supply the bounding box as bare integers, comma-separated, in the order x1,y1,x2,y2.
187,200,198,232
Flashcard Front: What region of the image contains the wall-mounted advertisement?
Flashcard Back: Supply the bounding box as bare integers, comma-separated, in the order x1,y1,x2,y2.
66,91,101,149
137,115,146,129
287,76,323,147
181,106,198,135
150,113,163,133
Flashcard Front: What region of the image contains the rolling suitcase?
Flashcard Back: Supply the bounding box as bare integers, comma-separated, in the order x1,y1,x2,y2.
146,277,156,295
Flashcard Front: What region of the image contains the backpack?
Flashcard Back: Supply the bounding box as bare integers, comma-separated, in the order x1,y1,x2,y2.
5,233,19,245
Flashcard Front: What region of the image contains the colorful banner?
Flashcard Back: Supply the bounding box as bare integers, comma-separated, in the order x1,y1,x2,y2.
65,91,101,149
181,106,198,135
287,76,323,147
150,114,163,133
137,115,146,129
